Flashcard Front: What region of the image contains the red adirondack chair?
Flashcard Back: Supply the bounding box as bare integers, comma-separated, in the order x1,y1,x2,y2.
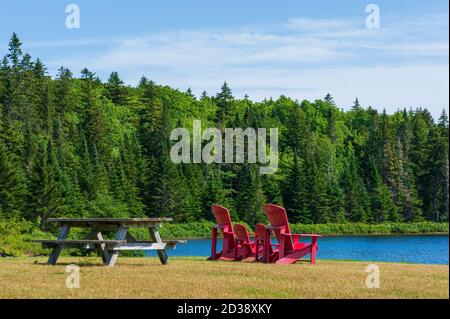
254,223,279,263
233,224,262,261
209,205,236,261
264,204,321,264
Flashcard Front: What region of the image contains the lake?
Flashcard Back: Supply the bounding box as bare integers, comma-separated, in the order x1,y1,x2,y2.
146,235,449,265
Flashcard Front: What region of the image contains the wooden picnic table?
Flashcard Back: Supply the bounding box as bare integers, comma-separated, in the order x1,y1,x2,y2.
33,218,184,267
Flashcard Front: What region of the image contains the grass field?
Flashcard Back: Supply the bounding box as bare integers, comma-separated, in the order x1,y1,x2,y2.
0,257,448,299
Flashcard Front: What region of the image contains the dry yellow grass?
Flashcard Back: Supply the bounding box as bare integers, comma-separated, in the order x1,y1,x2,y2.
0,257,448,299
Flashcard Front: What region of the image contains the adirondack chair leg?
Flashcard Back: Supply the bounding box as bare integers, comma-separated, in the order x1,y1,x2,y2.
210,228,218,260
48,224,70,265
279,234,285,260
310,237,318,265
264,228,271,263
107,226,128,267
148,227,168,265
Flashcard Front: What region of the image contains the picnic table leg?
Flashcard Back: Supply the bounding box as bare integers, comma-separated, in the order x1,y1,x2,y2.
107,226,128,267
82,230,111,263
148,227,168,265
96,232,111,264
48,224,70,265
126,233,138,242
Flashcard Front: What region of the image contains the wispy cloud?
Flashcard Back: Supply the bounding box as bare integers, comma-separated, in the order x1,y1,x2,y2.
286,17,357,32
34,13,448,118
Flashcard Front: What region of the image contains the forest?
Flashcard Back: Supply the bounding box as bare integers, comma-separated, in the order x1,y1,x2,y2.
0,33,449,230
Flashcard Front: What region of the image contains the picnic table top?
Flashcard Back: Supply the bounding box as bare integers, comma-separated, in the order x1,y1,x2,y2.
46,217,173,226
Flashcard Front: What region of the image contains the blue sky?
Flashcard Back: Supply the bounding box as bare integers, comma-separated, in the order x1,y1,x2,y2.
0,0,448,117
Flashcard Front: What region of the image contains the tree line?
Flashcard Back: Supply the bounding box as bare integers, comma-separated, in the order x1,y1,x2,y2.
0,34,448,229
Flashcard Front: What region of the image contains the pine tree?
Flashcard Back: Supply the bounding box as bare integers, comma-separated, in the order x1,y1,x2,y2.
428,110,449,221
215,82,234,127
186,87,195,99
106,71,129,105
352,97,361,110
283,156,312,223
81,68,109,157
201,165,232,220
0,140,26,218
371,163,398,223
6,33,22,69
437,110,449,221
410,109,434,219
324,93,335,105
145,99,185,220
236,164,266,224
200,91,208,100
284,104,308,156
27,141,65,229
340,143,370,222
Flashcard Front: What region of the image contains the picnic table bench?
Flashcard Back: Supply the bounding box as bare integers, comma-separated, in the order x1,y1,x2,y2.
33,218,185,267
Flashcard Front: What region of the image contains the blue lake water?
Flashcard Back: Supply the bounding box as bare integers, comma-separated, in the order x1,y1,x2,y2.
146,235,449,265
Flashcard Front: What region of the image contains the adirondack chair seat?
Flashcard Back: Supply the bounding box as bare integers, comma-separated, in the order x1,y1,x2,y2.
233,224,262,261
282,233,321,249
255,223,280,263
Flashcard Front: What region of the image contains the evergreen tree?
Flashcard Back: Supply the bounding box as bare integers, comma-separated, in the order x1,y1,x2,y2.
215,82,234,127
324,93,335,105
352,97,361,110
6,33,22,69
340,143,370,222
27,141,65,229
236,165,266,224
0,140,26,218
106,71,129,105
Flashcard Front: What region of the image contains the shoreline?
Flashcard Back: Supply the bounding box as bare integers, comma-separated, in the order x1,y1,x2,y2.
170,232,449,240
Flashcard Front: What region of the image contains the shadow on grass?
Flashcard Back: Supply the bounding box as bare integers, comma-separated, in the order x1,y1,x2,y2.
31,257,170,267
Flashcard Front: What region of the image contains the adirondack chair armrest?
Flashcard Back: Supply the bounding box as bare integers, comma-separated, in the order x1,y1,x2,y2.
281,233,321,244
255,238,279,247
267,225,285,231
295,234,322,237
282,233,322,237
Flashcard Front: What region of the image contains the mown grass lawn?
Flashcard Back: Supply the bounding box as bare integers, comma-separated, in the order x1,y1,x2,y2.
0,257,448,299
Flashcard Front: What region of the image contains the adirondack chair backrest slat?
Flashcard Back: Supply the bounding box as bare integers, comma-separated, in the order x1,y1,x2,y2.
233,224,251,243
254,223,266,240
211,205,233,233
264,204,293,248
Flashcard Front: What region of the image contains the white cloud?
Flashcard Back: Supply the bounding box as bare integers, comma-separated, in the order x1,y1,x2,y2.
145,64,449,118
286,17,355,32
41,14,448,118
